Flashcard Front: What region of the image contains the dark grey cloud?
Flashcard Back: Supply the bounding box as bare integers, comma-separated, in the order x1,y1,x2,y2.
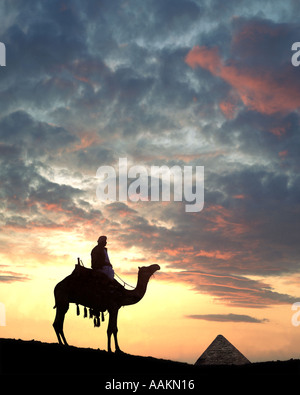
0,0,299,308
159,270,298,308
0,275,28,283
186,313,268,323
0,110,78,157
230,17,300,69
0,266,30,283
0,130,101,241
96,154,300,280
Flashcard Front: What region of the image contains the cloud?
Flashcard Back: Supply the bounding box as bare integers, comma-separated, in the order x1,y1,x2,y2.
160,270,298,308
186,44,300,115
0,275,28,283
0,1,299,311
185,18,300,115
186,313,268,323
0,267,30,283
0,110,78,160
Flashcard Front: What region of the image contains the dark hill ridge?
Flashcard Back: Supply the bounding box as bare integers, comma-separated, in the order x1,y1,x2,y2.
0,338,299,379
0,338,201,377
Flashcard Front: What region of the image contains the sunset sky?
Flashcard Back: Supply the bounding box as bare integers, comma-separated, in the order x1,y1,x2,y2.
1,0,300,364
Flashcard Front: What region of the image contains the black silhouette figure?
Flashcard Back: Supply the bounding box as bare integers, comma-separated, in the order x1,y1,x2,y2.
53,247,160,352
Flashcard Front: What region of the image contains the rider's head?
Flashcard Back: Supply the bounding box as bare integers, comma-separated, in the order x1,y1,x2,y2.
98,235,107,246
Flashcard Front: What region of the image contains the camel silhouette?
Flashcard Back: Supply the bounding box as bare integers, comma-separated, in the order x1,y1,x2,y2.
53,263,160,353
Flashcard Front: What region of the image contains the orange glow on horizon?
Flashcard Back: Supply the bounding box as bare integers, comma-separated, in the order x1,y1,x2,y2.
1,269,300,363
0,228,299,364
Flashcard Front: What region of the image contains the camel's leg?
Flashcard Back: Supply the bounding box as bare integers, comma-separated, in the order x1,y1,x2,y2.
107,308,121,353
53,304,69,346
113,331,120,353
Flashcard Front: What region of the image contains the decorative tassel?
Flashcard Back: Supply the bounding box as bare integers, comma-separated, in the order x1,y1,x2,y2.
101,312,105,322
89,308,93,319
94,317,100,327
76,304,80,316
84,307,87,318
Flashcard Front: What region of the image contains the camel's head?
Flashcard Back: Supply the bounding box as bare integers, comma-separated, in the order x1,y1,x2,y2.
138,264,160,280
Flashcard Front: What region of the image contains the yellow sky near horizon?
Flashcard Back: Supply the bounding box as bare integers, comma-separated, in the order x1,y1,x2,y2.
1,252,300,364
0,228,299,364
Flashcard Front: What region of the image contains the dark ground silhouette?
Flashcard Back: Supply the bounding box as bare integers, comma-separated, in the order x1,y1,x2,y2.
0,338,299,380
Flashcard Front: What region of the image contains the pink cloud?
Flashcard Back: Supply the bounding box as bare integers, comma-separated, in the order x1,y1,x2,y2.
219,99,237,119
185,45,300,115
204,204,249,236
233,194,246,199
195,249,235,260
278,149,288,158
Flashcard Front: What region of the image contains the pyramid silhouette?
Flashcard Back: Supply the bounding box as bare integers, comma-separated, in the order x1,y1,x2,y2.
195,334,250,366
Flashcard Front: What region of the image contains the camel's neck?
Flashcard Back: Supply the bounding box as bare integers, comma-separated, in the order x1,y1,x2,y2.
122,274,150,307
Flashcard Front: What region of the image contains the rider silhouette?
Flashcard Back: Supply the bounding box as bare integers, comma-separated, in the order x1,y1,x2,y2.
91,236,115,280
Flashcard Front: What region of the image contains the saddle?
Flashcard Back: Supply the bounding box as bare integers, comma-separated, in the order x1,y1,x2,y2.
72,263,122,289
71,263,124,327
72,263,96,279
